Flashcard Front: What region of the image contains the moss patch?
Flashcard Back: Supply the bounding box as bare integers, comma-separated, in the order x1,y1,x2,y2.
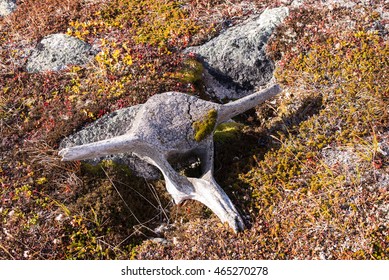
193,109,218,142
214,122,242,144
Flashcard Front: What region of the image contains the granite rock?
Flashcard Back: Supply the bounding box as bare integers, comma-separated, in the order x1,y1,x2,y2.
26,33,97,73
0,0,16,17
187,7,289,100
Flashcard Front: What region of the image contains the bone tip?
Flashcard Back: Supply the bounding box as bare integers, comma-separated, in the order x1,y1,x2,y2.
231,216,245,233
58,148,69,161
237,218,246,233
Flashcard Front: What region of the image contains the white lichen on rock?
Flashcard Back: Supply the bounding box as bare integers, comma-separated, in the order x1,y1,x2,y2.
0,0,16,17
26,33,97,73
187,7,289,99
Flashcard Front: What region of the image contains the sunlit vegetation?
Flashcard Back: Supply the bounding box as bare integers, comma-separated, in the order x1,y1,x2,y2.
1,0,387,259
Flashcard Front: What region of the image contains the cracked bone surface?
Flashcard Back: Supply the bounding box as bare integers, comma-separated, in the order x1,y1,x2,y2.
59,84,282,232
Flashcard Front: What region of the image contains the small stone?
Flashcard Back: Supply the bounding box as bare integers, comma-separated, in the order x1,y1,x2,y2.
291,0,305,7
154,223,170,235
53,238,61,245
0,0,16,17
150,238,170,246
55,214,63,221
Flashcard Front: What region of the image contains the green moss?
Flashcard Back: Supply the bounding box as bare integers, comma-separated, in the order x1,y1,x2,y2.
81,160,135,179
214,122,242,143
193,109,218,142
176,59,204,83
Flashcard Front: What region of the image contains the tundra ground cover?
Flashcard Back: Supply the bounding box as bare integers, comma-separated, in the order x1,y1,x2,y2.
1,0,388,259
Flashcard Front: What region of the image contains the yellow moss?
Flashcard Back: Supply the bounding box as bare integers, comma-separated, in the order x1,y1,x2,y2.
170,58,204,83
214,122,242,143
36,177,48,185
193,109,218,142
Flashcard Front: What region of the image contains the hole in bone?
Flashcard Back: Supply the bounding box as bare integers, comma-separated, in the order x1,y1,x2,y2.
168,154,203,179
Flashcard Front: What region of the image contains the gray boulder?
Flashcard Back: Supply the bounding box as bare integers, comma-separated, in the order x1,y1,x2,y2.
26,33,97,73
187,7,289,100
0,0,16,17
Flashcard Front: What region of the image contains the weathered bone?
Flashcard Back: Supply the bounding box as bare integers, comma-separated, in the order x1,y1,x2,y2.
59,84,281,232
